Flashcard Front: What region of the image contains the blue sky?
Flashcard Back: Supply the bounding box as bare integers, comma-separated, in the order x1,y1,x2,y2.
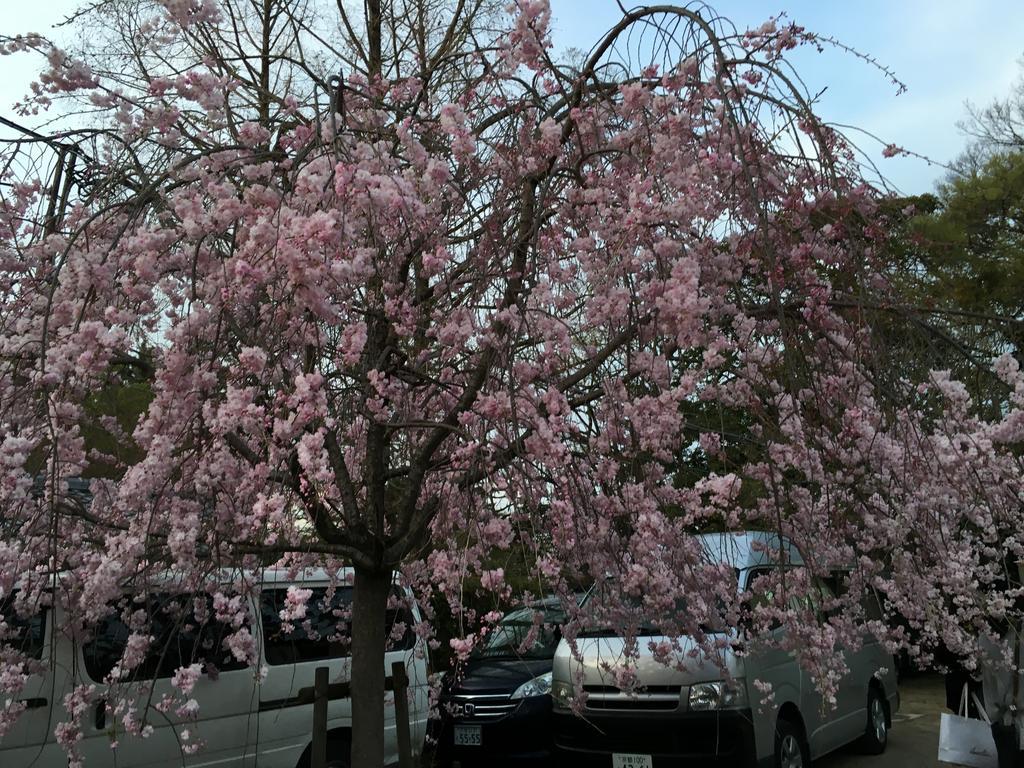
549,0,1024,193
2,1,1022,193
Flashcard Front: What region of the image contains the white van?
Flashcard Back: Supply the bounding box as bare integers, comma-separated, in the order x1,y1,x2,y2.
551,532,899,768
1,568,429,768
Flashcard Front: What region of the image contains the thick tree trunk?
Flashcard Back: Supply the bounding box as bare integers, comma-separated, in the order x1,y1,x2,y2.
350,565,393,768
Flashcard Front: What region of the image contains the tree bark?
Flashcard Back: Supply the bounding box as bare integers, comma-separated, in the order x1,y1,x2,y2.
258,0,273,128
349,564,393,768
366,0,382,80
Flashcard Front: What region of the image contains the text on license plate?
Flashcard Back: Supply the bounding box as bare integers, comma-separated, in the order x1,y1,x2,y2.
612,754,652,768
454,724,482,747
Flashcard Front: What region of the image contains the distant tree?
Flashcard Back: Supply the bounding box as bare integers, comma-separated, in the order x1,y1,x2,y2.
958,57,1024,168
861,62,1024,411
912,60,1024,349
917,152,1024,324
870,68,1024,410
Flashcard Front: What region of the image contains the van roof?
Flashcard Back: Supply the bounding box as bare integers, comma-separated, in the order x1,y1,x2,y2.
696,531,804,570
10,568,376,596
249,567,356,586
172,567,359,587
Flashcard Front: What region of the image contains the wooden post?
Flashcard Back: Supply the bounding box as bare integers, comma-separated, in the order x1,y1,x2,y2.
312,665,329,768
392,660,413,768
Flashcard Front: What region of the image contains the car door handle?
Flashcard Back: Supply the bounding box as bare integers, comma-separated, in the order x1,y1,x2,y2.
17,697,47,709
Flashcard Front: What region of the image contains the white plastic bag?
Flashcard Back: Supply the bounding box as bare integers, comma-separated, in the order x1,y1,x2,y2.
938,685,998,767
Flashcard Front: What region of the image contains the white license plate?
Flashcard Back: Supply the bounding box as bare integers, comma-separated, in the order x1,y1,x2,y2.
454,724,482,747
612,754,652,768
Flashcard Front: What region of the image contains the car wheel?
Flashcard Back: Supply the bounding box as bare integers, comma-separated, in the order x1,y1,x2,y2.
325,741,352,768
858,685,889,754
774,717,809,768
300,740,351,768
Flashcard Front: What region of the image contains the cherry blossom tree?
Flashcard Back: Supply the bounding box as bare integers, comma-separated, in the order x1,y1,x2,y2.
4,1,1024,767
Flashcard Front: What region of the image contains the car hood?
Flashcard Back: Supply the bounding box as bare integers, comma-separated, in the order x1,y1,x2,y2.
552,634,742,689
445,657,553,695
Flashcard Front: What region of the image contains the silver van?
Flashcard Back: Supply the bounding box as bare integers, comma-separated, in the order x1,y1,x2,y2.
550,531,898,768
1,568,429,768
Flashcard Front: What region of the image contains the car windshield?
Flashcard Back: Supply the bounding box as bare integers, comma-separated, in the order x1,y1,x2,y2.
577,572,738,636
473,606,564,660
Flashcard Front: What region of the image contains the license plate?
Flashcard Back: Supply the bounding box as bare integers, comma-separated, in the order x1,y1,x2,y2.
454,724,482,747
612,754,652,768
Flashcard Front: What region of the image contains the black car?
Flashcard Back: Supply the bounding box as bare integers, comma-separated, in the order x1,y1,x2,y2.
436,600,565,766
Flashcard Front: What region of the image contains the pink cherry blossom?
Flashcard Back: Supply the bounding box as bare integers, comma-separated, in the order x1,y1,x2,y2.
2,3,1021,766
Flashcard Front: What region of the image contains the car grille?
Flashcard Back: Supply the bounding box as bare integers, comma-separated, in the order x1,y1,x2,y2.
584,684,682,711
445,693,519,720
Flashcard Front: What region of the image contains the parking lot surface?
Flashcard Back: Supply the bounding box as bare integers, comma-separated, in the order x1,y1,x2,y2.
818,673,949,767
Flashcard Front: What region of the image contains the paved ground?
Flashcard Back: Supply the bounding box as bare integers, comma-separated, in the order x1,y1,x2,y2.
817,672,952,767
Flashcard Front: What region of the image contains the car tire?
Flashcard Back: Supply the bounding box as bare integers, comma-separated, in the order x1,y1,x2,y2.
299,739,351,768
774,717,809,768
858,685,889,755
325,739,352,768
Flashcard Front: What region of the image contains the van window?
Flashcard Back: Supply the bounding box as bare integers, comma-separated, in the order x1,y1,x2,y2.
743,567,814,630
808,577,838,618
260,586,416,666
820,571,849,597
83,593,250,682
862,588,884,621
261,587,353,665
386,596,417,652
0,594,46,660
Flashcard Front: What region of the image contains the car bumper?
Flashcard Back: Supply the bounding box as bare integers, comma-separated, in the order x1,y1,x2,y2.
552,707,761,768
437,695,553,765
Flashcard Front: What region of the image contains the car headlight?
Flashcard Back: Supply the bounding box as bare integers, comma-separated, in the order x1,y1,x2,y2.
510,672,553,700
688,680,748,711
